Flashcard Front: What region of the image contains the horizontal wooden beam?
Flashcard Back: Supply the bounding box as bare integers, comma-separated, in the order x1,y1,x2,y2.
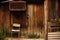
1,0,45,5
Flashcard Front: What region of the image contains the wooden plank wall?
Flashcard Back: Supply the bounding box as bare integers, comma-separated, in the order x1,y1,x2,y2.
0,3,44,38
27,4,44,37
35,4,44,38
0,6,10,30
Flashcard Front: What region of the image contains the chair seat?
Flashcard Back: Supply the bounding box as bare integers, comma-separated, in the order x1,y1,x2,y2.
11,29,20,32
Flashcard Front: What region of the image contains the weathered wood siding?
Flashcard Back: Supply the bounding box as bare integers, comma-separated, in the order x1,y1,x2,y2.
0,6,10,30
27,4,44,37
35,4,44,37
0,3,44,37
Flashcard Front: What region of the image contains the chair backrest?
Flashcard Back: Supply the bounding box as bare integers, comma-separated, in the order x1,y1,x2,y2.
12,23,21,27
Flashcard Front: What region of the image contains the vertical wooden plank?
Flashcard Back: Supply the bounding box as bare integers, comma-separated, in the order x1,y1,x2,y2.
27,5,34,34
48,0,51,21
0,7,4,25
44,0,49,40
58,0,60,21
56,0,58,21
34,5,37,40
34,5,44,38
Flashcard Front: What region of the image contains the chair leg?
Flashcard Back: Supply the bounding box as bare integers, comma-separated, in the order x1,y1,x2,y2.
11,32,12,40
18,32,20,40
